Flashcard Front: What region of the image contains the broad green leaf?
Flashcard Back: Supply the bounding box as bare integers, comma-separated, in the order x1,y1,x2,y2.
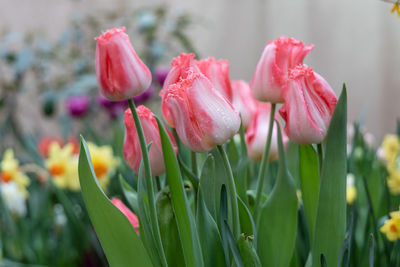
199,154,217,219
257,122,298,267
156,189,185,267
78,137,152,267
238,197,256,237
219,185,231,266
196,186,226,267
312,86,347,267
299,145,319,241
237,234,261,267
223,220,244,267
156,117,204,267
119,176,138,214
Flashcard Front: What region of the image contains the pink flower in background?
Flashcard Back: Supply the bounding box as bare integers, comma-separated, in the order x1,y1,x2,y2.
231,80,259,130
245,104,287,161
279,65,337,144
197,57,232,101
66,95,90,118
162,68,240,152
95,27,152,101
123,105,177,176
111,198,140,234
250,36,314,103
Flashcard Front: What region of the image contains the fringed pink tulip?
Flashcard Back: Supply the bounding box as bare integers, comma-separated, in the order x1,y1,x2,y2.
250,36,314,103
111,198,140,234
123,105,177,176
95,27,152,101
160,53,199,126
245,104,287,161
231,80,259,130
162,68,240,152
197,57,232,100
279,65,337,145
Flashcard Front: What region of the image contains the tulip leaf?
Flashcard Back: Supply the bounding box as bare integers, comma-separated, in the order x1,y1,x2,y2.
237,234,262,267
299,145,319,241
119,176,138,214
199,154,217,219
238,197,256,238
156,117,204,267
257,122,298,267
78,136,152,267
311,86,347,267
196,186,226,267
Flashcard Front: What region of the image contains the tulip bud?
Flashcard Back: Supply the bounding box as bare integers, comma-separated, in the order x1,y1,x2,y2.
245,104,287,161
250,37,314,103
279,65,337,144
95,27,152,101
123,105,177,176
231,80,258,130
162,68,240,152
111,198,140,234
197,57,232,100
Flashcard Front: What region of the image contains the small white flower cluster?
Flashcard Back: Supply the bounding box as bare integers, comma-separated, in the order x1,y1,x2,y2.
1,181,27,217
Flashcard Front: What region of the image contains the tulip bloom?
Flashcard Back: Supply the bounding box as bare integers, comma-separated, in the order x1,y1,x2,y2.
231,80,259,130
95,27,152,101
245,104,287,161
197,57,232,100
250,36,314,103
162,68,240,152
123,105,177,176
111,198,140,234
279,65,337,145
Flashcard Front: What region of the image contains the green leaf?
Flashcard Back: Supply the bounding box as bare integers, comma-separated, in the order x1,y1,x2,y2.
257,121,298,267
238,197,256,237
237,234,262,267
78,136,153,267
156,189,186,267
156,117,204,267
369,234,374,267
196,186,226,267
311,86,347,267
199,154,217,219
299,145,319,241
119,176,138,214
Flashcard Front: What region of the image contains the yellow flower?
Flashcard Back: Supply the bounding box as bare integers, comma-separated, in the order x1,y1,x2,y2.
346,174,357,205
387,170,400,195
0,149,30,197
381,135,400,165
87,142,119,189
45,142,79,191
381,206,400,241
391,2,400,18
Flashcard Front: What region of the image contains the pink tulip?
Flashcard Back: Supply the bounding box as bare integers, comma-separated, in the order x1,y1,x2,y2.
111,198,140,234
162,68,240,152
197,57,232,100
160,53,199,126
123,105,177,176
279,65,337,144
245,104,287,161
231,80,259,130
95,27,152,101
250,36,314,103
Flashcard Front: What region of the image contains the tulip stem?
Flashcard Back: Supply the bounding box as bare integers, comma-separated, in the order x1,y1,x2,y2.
217,145,240,238
191,151,198,176
253,103,276,224
317,143,323,174
127,99,167,267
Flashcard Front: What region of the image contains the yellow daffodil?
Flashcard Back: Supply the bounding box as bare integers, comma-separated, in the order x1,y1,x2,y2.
381,135,400,165
391,2,400,18
87,142,119,189
381,206,400,241
0,149,30,197
379,135,400,195
45,142,80,191
346,174,357,205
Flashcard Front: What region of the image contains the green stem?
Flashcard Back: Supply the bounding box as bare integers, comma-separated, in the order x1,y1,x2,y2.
217,145,240,238
253,103,276,222
317,143,323,175
191,151,198,177
127,99,167,267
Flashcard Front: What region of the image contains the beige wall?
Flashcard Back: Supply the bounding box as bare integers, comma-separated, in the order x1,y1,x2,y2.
1,0,399,142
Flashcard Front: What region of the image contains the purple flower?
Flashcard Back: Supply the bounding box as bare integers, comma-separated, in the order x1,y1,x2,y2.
133,86,154,105
66,95,90,118
154,67,170,86
97,94,128,119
